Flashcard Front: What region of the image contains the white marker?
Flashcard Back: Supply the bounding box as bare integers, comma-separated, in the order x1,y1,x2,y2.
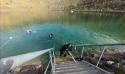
10,37,12,39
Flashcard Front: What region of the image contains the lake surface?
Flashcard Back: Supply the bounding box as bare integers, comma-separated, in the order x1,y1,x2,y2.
0,11,125,59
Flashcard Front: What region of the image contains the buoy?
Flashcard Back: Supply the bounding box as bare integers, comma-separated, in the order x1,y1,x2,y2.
10,37,12,39
71,10,73,13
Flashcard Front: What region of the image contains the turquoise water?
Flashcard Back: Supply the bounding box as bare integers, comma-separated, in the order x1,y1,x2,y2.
0,11,125,59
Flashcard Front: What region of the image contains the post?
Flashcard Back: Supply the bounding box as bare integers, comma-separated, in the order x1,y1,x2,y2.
96,46,106,67
49,50,54,74
81,47,84,58
53,47,55,74
74,47,76,52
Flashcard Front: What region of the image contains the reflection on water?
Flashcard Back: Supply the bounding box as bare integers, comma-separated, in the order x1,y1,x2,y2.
0,11,125,60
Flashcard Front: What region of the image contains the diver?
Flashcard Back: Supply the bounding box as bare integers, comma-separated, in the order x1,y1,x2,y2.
27,30,36,33
60,43,73,57
27,30,32,33
49,33,54,38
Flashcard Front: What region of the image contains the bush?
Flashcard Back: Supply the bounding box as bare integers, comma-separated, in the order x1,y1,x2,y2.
6,2,10,5
0,2,3,5
0,2,5,5
20,2,22,4
40,1,42,4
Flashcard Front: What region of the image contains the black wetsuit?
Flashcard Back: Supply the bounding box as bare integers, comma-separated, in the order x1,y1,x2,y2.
49,34,54,38
60,44,73,57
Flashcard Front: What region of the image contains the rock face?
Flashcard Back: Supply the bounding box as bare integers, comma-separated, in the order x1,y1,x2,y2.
9,65,43,74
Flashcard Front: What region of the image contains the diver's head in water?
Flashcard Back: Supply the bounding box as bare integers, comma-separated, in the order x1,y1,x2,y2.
29,30,32,32
49,33,54,37
49,35,52,37
68,43,72,47
27,30,32,33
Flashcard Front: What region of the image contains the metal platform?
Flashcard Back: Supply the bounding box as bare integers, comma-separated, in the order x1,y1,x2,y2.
55,60,111,74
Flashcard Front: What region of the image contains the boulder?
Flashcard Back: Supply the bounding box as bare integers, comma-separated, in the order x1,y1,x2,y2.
9,64,43,74
90,53,100,58
106,61,114,65
112,63,120,68
120,59,125,65
90,57,105,68
9,68,21,74
98,62,105,69
90,57,98,64
101,55,120,63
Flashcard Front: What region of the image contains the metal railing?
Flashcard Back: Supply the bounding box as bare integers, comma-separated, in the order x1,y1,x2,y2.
73,43,125,67
0,48,55,74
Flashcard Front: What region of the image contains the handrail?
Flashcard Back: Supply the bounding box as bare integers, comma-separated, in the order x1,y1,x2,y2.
44,60,51,74
73,43,125,68
0,48,55,74
53,46,55,74
73,43,125,47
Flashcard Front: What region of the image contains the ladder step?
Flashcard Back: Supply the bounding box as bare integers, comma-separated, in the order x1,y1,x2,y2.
56,62,85,66
56,63,87,68
56,61,83,65
56,69,101,74
56,67,93,73
56,64,89,69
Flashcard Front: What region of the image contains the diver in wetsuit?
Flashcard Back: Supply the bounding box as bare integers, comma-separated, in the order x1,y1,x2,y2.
49,33,54,38
60,43,73,57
